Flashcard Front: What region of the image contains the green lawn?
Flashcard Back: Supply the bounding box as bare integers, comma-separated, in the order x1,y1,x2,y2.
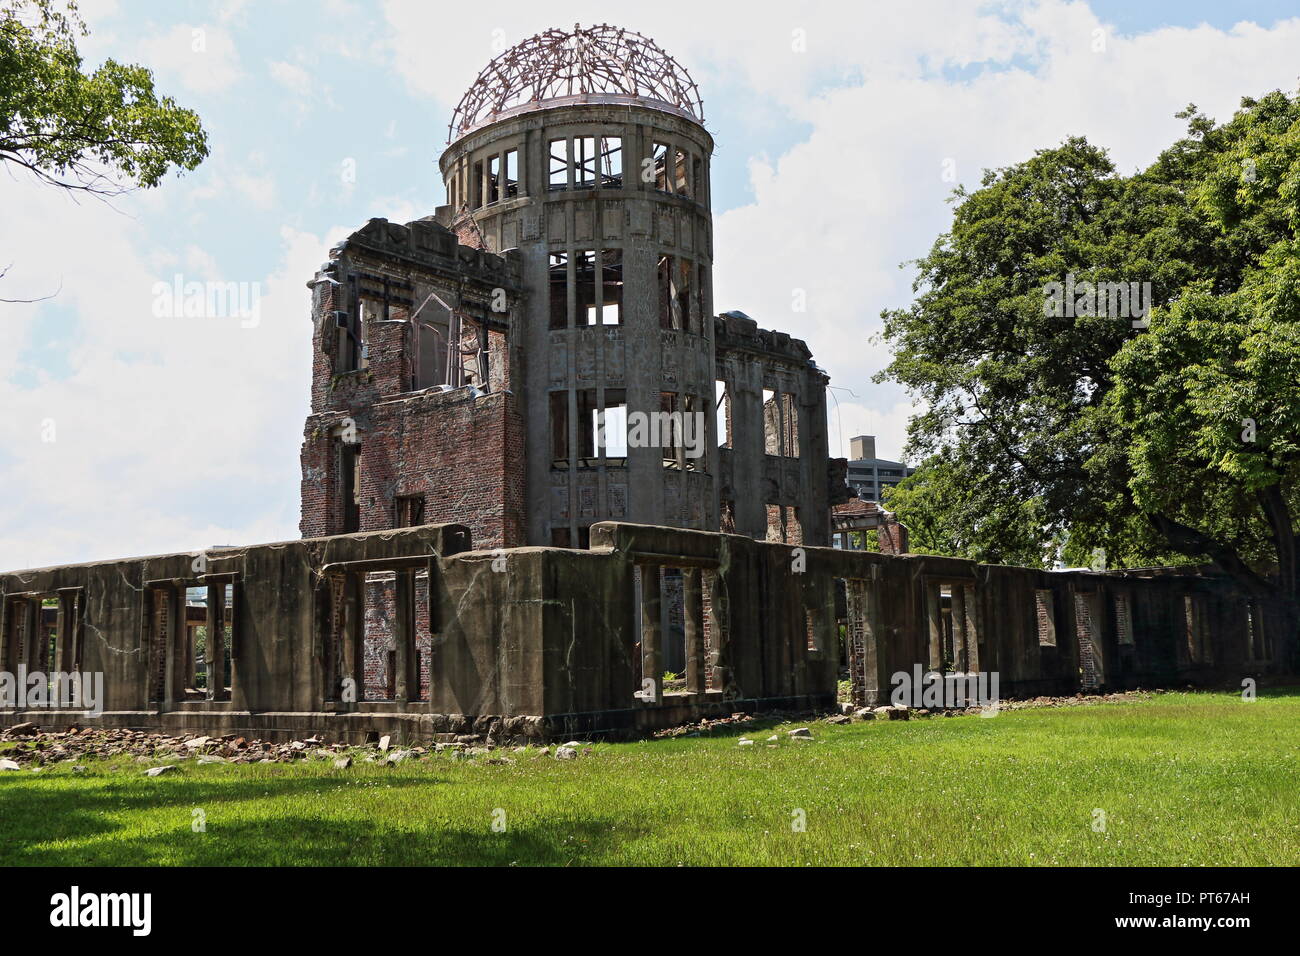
2,690,1297,866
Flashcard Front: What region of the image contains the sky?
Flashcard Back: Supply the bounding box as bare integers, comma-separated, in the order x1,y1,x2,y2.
2,0,1300,569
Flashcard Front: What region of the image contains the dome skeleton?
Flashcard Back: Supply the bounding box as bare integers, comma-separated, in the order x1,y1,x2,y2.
449,24,704,141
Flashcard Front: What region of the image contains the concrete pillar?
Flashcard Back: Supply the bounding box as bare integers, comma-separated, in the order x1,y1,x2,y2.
708,565,733,694
164,585,185,707
951,584,967,673
639,565,662,703
206,583,226,701
964,584,980,673
22,599,40,670
684,567,703,693
341,573,363,704
394,569,416,702
228,579,244,708
926,583,942,671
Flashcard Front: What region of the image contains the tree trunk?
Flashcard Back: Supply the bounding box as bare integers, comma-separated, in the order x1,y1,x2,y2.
1257,486,1297,603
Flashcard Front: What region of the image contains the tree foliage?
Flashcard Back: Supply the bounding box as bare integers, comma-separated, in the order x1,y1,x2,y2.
879,91,1300,605
0,0,208,196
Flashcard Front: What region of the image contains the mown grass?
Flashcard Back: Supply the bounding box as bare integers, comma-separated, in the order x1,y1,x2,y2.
1,690,1297,866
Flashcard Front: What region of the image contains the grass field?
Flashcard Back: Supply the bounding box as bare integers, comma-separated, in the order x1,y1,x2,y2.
2,690,1297,866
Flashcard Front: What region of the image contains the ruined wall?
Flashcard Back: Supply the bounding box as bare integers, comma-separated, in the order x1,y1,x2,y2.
715,312,841,547
3,524,1290,744
300,217,526,548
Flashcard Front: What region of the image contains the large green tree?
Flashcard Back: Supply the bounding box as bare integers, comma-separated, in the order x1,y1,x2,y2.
879,91,1300,615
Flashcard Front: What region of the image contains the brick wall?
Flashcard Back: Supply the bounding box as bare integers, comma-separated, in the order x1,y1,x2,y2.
300,224,526,548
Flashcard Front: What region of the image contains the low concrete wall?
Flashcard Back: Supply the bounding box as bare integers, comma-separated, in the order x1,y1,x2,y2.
1,523,1293,742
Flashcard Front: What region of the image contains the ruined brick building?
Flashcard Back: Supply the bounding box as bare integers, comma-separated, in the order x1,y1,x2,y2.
1,26,1294,744
299,25,845,553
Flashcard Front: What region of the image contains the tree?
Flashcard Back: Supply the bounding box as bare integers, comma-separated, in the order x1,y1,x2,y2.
878,91,1300,616
882,455,1050,566
0,0,207,197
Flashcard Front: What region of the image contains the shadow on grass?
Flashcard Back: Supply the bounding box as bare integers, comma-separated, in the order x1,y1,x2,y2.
0,770,451,865
5,806,630,866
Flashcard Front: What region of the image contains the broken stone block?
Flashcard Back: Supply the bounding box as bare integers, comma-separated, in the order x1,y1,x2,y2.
554,746,578,760
0,759,20,771
333,756,352,769
787,727,812,738
737,738,754,747
378,735,391,751
143,765,178,777
7,722,38,737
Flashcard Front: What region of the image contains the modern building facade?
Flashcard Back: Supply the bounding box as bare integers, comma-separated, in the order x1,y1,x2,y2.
846,434,915,502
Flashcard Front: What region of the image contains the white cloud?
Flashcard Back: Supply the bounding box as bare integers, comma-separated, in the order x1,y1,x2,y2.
379,1,1300,466
135,23,243,93
269,60,313,97
0,169,349,569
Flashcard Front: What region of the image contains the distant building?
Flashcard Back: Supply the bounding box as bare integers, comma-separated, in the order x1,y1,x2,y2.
845,435,915,502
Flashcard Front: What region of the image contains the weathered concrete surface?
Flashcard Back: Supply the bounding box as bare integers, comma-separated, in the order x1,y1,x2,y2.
2,523,1294,743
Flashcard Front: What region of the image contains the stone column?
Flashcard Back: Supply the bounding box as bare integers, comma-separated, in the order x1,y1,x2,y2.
341,573,363,705
951,584,967,673
684,567,703,693
206,583,226,701
926,583,943,672
394,569,415,702
639,565,662,703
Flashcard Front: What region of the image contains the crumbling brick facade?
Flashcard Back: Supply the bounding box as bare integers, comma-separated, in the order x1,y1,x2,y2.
299,217,526,550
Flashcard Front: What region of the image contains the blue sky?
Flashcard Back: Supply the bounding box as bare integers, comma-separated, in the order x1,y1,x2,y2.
3,0,1299,568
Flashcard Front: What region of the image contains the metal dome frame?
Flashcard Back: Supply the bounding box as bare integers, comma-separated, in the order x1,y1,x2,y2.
448,23,704,142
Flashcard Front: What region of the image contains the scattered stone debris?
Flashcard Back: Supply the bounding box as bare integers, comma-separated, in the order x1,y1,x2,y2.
0,690,1164,774
653,712,756,739
0,725,553,770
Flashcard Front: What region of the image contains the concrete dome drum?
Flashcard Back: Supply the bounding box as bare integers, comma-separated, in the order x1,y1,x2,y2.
448,23,704,141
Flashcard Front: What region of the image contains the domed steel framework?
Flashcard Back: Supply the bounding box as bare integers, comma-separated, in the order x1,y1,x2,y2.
448,23,704,141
